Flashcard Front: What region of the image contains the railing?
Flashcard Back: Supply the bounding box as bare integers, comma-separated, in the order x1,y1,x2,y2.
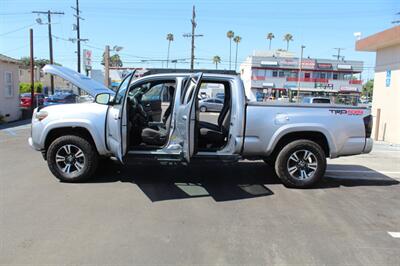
286,77,329,83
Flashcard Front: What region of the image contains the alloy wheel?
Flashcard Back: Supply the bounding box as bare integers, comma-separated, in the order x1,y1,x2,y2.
286,149,318,180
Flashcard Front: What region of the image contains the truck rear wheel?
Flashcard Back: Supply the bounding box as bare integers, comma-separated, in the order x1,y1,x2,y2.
47,135,98,182
274,139,326,188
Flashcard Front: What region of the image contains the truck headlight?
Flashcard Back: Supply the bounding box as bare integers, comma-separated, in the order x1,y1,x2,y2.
35,110,48,121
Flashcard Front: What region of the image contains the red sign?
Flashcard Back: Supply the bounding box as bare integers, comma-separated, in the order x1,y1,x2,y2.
317,63,332,69
301,59,315,69
280,59,298,67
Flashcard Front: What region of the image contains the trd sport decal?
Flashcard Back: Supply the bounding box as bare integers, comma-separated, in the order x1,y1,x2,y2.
329,109,364,115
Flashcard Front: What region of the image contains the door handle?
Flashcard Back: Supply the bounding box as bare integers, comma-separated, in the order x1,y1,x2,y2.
182,115,187,120
114,114,119,120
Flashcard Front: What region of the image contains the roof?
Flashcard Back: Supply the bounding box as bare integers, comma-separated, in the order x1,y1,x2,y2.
0,54,21,64
356,26,400,51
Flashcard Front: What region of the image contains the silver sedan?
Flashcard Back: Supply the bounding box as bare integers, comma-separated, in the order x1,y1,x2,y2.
199,98,224,112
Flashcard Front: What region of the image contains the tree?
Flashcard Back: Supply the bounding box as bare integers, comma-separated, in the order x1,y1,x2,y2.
266,33,275,50
20,57,60,68
233,36,242,71
101,53,123,67
166,33,174,68
226,30,235,70
362,79,374,98
212,55,221,69
283,33,293,51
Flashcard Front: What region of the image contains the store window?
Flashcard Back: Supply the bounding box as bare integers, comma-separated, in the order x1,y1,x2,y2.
272,71,278,77
278,71,284,77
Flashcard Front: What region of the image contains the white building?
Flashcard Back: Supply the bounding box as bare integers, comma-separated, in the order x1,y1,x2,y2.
356,26,400,143
240,50,363,103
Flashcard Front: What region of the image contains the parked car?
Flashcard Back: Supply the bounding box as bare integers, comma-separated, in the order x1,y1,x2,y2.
43,93,78,106
215,92,224,100
20,93,45,108
199,98,224,112
302,97,331,104
30,65,373,188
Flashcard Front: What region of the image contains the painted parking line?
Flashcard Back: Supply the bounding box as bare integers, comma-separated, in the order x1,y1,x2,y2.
388,232,400,238
4,129,17,136
326,170,400,175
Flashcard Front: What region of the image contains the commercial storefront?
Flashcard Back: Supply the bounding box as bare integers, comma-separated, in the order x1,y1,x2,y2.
240,50,363,103
356,26,400,144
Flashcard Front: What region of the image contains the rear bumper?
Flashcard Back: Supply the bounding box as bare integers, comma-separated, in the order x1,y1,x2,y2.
363,138,373,154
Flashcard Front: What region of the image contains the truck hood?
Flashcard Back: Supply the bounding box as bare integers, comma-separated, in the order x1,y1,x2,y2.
42,65,114,96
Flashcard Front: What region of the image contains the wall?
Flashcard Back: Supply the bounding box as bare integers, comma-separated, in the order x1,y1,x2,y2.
0,62,21,122
371,45,400,143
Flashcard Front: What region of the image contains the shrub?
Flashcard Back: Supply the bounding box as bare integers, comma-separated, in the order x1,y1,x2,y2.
19,82,43,94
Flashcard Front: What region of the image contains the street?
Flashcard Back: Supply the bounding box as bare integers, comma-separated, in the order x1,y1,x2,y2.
1,120,399,265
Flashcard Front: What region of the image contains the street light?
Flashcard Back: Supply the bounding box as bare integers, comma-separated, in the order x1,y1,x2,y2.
112,45,123,52
297,45,306,103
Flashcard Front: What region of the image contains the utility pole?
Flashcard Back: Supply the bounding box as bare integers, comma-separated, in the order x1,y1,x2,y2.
333,48,345,61
71,0,85,73
30,28,34,112
297,45,305,103
104,45,110,88
183,6,203,70
32,10,64,95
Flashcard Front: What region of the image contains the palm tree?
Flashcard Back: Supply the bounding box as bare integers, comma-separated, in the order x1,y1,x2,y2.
233,36,242,71
226,30,235,70
212,55,221,69
166,33,174,68
266,32,275,50
283,33,293,51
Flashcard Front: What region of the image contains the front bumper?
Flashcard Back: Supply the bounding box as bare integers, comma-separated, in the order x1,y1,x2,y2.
363,138,373,154
28,137,41,151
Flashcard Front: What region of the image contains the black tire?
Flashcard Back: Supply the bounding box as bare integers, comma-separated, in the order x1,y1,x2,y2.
274,139,326,188
200,106,207,112
47,135,99,182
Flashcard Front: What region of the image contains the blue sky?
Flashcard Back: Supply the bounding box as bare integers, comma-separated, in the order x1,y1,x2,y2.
1,0,399,80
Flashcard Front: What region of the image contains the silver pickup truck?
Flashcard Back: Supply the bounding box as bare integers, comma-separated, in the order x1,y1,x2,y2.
29,65,373,188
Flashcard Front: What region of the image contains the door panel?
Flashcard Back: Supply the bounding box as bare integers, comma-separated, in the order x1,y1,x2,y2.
176,73,203,162
105,74,133,162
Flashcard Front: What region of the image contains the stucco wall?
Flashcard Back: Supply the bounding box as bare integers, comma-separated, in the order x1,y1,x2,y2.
0,62,21,122
371,45,400,143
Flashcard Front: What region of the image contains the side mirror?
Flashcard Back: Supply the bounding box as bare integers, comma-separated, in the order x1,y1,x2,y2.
95,93,112,105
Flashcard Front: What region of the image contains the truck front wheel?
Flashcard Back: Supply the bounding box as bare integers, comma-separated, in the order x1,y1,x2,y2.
275,139,326,188
47,135,99,182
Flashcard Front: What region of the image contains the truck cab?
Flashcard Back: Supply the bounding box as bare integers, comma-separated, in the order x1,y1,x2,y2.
99,71,246,164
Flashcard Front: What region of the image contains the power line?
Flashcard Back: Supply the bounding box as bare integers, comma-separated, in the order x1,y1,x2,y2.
0,23,36,36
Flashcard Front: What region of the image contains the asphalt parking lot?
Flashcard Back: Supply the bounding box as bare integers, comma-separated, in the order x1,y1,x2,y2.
1,120,399,265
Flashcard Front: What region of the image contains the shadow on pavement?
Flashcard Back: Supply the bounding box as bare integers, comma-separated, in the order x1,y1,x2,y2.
84,161,399,202
0,119,31,130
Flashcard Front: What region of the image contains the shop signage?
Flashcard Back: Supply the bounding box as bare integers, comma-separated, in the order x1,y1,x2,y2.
262,82,274,88
82,49,92,71
317,63,332,69
260,61,278,66
301,59,315,69
386,68,391,87
340,86,360,92
279,59,298,67
337,64,352,70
